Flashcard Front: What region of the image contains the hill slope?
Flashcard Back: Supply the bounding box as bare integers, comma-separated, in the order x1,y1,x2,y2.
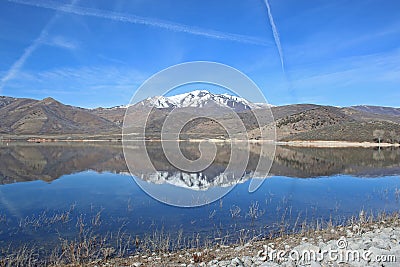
0,93,399,143
0,97,120,135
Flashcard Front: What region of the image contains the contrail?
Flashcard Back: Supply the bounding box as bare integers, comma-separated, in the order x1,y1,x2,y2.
0,16,54,91
0,35,42,90
264,0,285,72
7,0,271,46
1,0,78,91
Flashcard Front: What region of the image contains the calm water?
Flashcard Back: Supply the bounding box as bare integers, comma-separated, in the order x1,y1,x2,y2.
0,143,400,253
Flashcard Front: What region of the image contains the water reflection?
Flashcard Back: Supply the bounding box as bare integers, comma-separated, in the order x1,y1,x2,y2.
0,143,127,184
1,143,399,185
0,143,399,257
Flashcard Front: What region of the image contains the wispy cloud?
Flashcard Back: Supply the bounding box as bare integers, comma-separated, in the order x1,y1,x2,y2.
6,65,148,106
284,50,400,105
264,0,285,72
7,0,271,46
44,35,79,50
18,65,147,85
250,49,400,106
97,54,127,65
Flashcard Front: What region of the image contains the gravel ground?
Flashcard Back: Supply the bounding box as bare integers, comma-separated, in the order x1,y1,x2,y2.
97,216,400,267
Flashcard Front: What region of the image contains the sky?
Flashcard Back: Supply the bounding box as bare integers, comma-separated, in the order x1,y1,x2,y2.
0,0,399,108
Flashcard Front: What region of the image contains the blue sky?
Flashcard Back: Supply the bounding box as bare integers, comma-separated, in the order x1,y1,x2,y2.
0,0,399,108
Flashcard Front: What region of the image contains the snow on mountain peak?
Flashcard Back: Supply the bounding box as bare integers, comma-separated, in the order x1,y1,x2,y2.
139,90,272,111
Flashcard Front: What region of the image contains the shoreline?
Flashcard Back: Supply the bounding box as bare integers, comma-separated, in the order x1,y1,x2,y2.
1,204,399,266
58,213,400,267
1,138,399,148
96,214,400,267
276,140,400,148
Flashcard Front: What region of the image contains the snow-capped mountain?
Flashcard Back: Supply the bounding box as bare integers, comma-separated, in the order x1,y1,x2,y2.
137,90,272,112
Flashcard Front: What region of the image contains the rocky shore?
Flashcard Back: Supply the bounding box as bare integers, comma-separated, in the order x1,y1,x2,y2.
97,214,399,267
2,213,399,266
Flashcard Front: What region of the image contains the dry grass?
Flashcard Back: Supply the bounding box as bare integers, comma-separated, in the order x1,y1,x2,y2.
0,204,399,267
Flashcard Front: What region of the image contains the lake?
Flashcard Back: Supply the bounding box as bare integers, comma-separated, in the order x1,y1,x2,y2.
0,142,399,256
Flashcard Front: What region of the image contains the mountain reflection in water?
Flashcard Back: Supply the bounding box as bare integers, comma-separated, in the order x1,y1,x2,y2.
1,142,400,186
1,142,400,257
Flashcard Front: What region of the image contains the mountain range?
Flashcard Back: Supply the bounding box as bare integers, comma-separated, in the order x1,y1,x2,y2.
138,90,272,111
0,91,399,143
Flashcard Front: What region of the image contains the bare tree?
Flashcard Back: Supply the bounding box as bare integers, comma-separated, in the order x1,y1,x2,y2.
373,129,385,144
